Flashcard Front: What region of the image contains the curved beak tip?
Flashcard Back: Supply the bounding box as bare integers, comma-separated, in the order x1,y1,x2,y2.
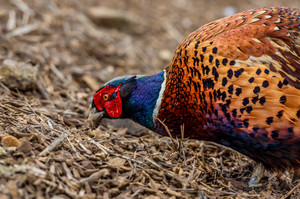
88,107,104,129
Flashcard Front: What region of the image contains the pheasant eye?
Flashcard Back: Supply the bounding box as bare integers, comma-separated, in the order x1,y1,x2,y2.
103,94,109,101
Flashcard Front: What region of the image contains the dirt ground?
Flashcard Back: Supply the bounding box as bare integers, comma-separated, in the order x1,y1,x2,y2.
1,0,300,198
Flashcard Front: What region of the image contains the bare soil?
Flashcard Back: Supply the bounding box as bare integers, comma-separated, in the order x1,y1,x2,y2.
1,0,300,198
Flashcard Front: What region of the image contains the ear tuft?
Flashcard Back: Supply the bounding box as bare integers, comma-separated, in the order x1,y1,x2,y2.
120,76,137,99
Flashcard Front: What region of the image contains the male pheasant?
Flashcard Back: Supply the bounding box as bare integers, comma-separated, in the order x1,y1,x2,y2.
89,6,300,186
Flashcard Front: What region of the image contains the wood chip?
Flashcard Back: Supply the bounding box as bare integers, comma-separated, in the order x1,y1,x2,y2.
166,188,182,198
81,75,101,91
108,157,126,167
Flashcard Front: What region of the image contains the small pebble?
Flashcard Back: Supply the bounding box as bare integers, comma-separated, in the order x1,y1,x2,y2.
17,139,32,154
223,6,237,17
159,49,172,62
1,135,20,147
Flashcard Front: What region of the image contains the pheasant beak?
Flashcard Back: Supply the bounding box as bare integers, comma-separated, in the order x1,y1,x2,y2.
88,107,105,129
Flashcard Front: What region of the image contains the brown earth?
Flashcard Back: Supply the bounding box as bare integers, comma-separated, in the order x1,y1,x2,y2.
0,0,300,198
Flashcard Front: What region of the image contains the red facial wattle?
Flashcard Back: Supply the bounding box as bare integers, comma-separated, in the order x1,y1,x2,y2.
93,85,122,118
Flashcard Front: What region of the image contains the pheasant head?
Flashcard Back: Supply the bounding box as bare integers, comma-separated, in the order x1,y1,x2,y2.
90,71,166,129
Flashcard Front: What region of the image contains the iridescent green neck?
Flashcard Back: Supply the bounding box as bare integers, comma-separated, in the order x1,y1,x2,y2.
121,70,166,129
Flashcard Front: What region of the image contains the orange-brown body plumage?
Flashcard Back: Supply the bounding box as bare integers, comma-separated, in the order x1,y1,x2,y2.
157,6,300,171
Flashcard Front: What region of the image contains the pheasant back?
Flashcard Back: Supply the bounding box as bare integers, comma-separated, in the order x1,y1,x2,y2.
156,7,300,170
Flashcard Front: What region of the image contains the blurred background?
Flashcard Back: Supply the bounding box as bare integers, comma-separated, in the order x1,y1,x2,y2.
1,0,299,91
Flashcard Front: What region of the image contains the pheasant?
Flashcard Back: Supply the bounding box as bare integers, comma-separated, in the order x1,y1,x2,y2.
89,6,300,187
